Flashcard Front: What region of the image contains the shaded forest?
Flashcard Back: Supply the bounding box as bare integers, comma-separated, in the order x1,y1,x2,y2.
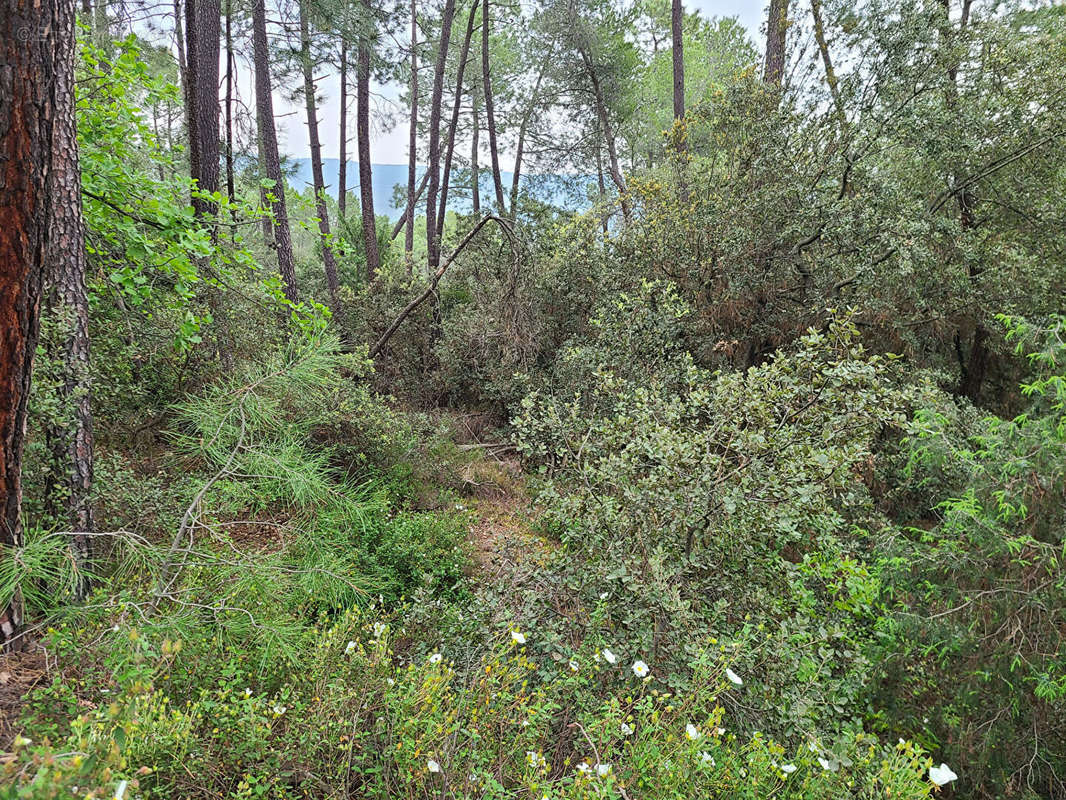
1,0,1065,797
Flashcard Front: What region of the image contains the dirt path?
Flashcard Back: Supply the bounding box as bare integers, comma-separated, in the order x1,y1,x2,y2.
460,455,552,586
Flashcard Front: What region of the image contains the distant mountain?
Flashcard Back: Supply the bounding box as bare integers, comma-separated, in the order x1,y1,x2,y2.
288,158,589,220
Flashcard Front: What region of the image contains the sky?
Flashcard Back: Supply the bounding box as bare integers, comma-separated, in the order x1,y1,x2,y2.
271,0,766,169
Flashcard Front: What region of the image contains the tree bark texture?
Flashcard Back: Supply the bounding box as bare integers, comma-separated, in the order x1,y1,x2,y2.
300,0,341,307
252,0,299,301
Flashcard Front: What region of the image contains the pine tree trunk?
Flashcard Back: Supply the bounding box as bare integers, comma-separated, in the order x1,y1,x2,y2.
509,57,548,218
338,39,348,219
357,0,381,281
579,44,628,220
252,0,299,301
437,0,479,243
671,0,684,124
186,0,221,221
93,0,107,47
810,0,842,119
471,92,480,214
225,0,236,207
481,0,505,211
763,0,789,88
45,0,96,596
300,0,341,307
0,0,71,650
405,0,419,257
174,0,188,103
425,0,458,271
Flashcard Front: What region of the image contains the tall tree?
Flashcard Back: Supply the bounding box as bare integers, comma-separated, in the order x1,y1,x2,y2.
481,0,506,210
357,0,382,280
425,0,458,270
224,0,236,207
471,92,481,213
810,0,842,119
185,0,222,220
45,0,96,594
763,0,789,88
437,0,480,242
670,0,684,125
252,0,299,301
509,54,549,217
0,0,73,649
299,0,341,307
338,37,348,219
404,0,419,257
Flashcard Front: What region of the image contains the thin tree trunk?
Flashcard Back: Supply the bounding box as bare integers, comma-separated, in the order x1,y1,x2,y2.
763,0,789,88
671,0,684,125
481,0,505,210
393,170,429,240
45,0,95,595
437,0,479,243
425,0,458,271
252,0,299,301
93,0,108,46
810,0,842,119
1,0,70,650
471,91,480,213
579,44,628,220
225,0,236,207
938,0,986,402
357,0,381,281
300,0,341,307
338,39,348,219
174,0,188,103
405,0,419,256
509,56,548,218
596,131,608,235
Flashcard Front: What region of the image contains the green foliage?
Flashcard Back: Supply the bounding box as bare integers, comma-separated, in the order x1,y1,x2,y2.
5,607,933,799
877,316,1066,797
513,291,914,743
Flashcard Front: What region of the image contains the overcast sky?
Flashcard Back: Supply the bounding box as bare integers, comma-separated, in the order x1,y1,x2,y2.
271,0,766,168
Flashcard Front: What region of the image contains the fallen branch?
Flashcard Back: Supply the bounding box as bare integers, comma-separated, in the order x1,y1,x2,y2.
369,215,516,359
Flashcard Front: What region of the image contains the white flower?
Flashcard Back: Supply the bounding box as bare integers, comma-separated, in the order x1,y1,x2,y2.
620,722,634,736
345,641,357,655
373,622,386,638
427,759,441,773
699,751,715,766
818,757,839,772
599,592,609,600
511,631,526,645
780,763,797,775
685,723,702,741
631,660,649,678
386,678,395,686
243,687,252,697
273,704,287,715
929,763,958,787
576,762,591,774
569,658,580,672
12,735,31,748
429,653,443,664
526,750,546,768
595,763,612,777
602,648,617,665
713,726,726,736
725,668,743,686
